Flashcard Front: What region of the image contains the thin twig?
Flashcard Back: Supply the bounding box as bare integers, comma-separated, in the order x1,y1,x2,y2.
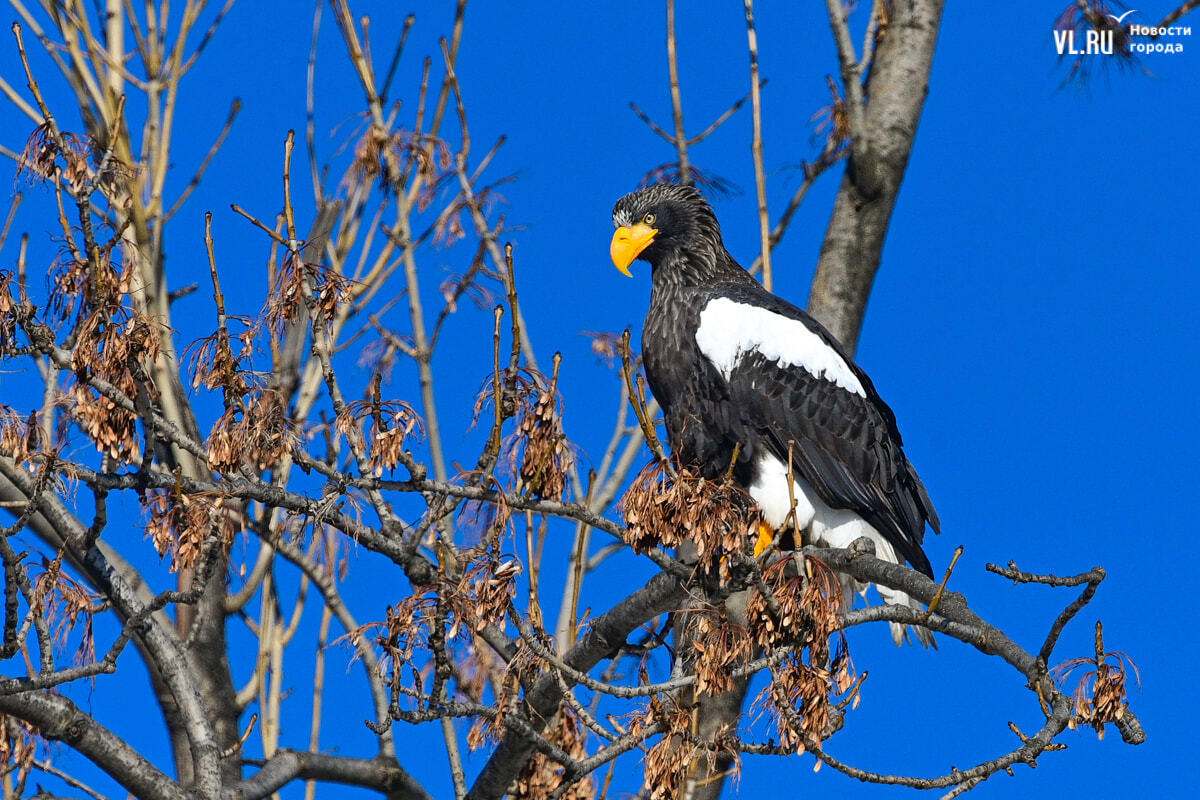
743,0,772,290
666,0,690,184
823,0,873,193
923,544,963,620
30,758,112,800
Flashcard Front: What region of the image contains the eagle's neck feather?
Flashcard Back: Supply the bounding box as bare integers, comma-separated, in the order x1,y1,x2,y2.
651,245,747,289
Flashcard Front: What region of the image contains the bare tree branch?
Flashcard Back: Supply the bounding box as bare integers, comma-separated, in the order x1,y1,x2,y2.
467,570,688,799
0,691,188,800
231,750,432,800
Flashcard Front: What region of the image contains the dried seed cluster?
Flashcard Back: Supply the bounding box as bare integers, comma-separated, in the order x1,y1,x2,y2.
1068,660,1130,738
638,700,693,800
0,712,40,792
208,388,299,473
812,76,851,157
455,553,522,634
142,488,238,572
1054,622,1138,740
747,558,857,754
18,124,91,189
31,553,99,666
265,253,350,338
47,229,131,326
185,317,258,397
481,365,574,501
688,608,752,698
763,653,833,754
0,271,20,356
377,593,437,679
513,388,573,500
633,698,740,800
466,666,514,753
0,408,41,465
619,461,759,572
345,127,451,208
335,393,423,477
513,706,595,800
746,558,842,650
581,330,620,367
69,310,161,462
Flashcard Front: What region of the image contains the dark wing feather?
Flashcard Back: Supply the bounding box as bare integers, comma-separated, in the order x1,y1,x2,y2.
701,282,938,576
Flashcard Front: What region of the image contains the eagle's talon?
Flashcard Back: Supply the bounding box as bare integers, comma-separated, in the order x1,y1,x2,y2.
753,521,775,558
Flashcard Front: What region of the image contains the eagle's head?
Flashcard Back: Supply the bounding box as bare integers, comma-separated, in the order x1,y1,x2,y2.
610,183,725,277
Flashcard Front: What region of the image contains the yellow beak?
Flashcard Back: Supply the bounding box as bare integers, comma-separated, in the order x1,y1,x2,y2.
610,222,658,276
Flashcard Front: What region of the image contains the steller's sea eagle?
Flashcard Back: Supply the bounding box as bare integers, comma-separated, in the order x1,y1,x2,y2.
610,183,939,646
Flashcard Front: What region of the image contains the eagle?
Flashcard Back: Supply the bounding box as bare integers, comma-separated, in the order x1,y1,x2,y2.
609,183,939,646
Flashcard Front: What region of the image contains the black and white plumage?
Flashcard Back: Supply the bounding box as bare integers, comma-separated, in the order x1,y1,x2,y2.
610,183,940,646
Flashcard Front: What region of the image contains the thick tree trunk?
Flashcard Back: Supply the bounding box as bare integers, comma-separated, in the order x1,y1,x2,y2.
681,591,752,800
809,0,946,356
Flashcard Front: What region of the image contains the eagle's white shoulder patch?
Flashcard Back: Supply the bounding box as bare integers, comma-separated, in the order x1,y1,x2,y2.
694,297,865,396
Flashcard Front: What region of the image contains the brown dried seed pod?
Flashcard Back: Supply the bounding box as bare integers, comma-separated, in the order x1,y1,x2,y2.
512,705,595,800
336,393,424,477
688,609,752,698
619,461,758,573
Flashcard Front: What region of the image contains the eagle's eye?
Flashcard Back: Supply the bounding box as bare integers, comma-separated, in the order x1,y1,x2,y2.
643,212,656,226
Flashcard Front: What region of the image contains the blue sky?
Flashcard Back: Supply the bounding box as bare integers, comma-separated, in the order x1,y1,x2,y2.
1,1,1196,797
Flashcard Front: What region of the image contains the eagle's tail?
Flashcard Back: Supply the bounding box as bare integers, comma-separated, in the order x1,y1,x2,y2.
813,517,937,648
875,583,937,649
835,573,936,648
